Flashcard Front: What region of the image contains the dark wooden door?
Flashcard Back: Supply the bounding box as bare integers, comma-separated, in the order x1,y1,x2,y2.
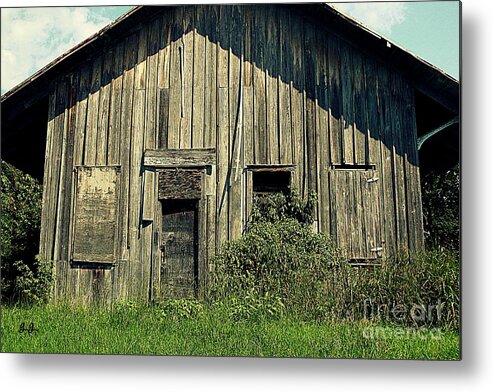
160,200,198,298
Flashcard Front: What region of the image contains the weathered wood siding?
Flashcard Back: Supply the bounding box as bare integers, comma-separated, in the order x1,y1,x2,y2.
39,4,424,304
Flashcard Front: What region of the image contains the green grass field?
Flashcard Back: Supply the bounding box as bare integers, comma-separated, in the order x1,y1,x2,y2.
1,305,459,359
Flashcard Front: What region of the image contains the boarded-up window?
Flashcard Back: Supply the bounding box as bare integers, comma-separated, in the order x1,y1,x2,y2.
158,169,203,200
328,168,381,260
72,166,120,263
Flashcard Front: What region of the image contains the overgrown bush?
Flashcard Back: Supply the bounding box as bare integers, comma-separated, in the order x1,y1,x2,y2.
1,160,52,304
421,164,460,250
208,189,460,329
209,189,344,321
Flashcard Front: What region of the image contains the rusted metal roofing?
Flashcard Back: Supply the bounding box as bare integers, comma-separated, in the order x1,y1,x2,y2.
1,3,460,119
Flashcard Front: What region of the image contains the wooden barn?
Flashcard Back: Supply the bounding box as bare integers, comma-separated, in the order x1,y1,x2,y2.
1,4,460,304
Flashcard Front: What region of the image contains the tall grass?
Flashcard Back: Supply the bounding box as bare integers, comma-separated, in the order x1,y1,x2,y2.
1,304,459,359
334,250,460,329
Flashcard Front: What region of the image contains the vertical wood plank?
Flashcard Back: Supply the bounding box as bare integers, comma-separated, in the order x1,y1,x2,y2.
39,89,56,258
119,33,138,260
135,24,148,90
157,88,170,149
253,6,267,164
304,21,318,196
204,5,218,149
168,8,182,149
328,36,343,165
327,170,338,244
147,15,161,153
229,4,243,240
128,89,145,298
192,5,206,149
217,86,229,248
53,80,70,263
316,28,330,235
364,58,385,256
403,83,425,254
96,49,113,165
142,17,160,248
243,8,254,229
157,9,172,89
390,71,410,255
353,50,368,164
180,6,194,149
216,5,230,247
279,8,293,165
46,79,69,261
108,41,125,165
243,6,254,169
290,12,304,193
376,64,397,256
341,45,355,164
156,10,172,150
265,5,279,164
84,55,102,165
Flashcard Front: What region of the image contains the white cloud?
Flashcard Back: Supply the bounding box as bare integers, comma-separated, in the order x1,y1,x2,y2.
329,2,408,37
1,7,112,93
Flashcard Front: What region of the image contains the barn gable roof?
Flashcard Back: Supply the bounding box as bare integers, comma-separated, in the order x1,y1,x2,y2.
1,3,459,121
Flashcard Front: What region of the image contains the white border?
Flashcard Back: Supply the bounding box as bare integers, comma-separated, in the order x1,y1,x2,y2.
2,0,492,391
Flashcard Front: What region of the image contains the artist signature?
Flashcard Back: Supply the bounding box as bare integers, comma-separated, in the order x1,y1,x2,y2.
18,322,38,335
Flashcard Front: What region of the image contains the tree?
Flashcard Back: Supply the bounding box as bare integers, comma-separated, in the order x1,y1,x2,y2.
421,164,460,250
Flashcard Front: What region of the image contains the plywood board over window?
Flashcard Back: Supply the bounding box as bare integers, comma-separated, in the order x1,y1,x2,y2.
72,166,120,263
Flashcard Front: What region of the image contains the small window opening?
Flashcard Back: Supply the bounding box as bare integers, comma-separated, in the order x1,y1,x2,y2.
331,163,376,170
252,170,291,194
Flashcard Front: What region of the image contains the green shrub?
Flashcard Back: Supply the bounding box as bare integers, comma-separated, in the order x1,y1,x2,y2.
1,160,46,304
12,255,54,305
249,188,317,225
208,216,342,321
161,298,205,321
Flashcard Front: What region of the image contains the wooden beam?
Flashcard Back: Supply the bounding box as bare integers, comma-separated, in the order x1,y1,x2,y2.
417,116,459,150
143,148,216,167
246,164,296,172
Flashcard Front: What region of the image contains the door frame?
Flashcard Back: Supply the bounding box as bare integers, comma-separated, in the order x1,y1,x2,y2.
143,148,215,300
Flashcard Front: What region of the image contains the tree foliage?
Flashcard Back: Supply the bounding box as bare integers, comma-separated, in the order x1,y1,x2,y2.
421,164,460,250
1,160,52,304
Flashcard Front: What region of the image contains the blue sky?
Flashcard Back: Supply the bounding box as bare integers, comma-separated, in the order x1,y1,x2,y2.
0,2,460,94
330,1,460,79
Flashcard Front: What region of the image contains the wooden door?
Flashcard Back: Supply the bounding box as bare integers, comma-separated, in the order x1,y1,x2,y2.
328,169,382,260
160,200,198,297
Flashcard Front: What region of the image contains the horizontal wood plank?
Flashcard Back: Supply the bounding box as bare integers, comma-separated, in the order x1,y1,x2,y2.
144,148,216,167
